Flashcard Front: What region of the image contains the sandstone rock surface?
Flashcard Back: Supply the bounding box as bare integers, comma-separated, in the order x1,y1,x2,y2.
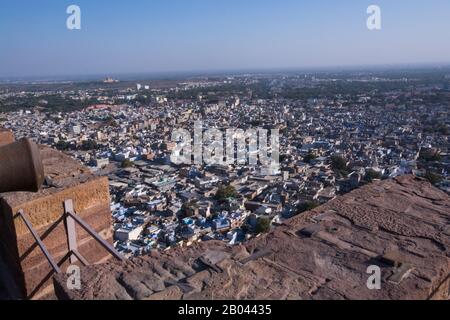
54,176,450,300
0,147,112,299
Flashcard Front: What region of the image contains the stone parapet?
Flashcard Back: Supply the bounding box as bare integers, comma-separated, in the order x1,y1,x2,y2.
0,147,113,299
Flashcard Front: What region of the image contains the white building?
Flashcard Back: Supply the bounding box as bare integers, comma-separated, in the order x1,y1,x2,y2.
115,225,144,242
71,125,81,135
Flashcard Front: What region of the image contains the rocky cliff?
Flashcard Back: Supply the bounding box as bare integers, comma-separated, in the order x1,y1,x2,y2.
54,175,450,300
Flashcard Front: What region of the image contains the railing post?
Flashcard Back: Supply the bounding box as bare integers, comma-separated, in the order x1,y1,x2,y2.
63,199,124,262
64,199,78,264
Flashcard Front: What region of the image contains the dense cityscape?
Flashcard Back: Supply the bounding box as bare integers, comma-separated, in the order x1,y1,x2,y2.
1,69,449,258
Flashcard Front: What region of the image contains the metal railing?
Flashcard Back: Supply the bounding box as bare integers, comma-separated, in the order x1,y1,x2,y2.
63,199,124,262
17,210,62,274
17,199,124,277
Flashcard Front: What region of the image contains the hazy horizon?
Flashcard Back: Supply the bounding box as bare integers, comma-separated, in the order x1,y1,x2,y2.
1,0,450,79
2,62,450,84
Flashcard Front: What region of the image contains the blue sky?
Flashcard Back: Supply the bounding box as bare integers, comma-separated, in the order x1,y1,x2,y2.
0,0,449,78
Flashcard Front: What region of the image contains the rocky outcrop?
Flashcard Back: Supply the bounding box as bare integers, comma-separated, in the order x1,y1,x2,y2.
54,176,450,300
0,147,113,300
0,127,14,147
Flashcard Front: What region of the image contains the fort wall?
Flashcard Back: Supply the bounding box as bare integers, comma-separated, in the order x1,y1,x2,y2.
0,147,114,299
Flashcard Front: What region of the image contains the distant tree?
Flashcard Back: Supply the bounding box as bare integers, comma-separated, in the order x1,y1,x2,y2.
215,185,238,201
280,127,289,136
423,171,443,185
419,150,442,162
303,151,317,164
331,155,347,170
80,139,99,151
420,152,442,162
364,169,382,182
423,122,450,135
121,159,134,168
431,123,449,135
438,124,449,135
55,140,70,151
104,116,118,127
279,153,289,163
255,217,271,234
331,155,349,176
296,201,320,214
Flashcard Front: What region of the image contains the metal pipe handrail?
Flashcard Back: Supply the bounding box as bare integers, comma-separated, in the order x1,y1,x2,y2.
64,209,124,262
15,199,123,299
71,250,89,266
17,210,62,274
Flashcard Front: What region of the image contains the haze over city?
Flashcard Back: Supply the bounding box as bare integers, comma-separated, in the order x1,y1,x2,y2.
1,0,450,78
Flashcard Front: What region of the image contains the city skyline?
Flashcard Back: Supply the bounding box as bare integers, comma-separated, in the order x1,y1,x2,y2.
1,0,450,78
